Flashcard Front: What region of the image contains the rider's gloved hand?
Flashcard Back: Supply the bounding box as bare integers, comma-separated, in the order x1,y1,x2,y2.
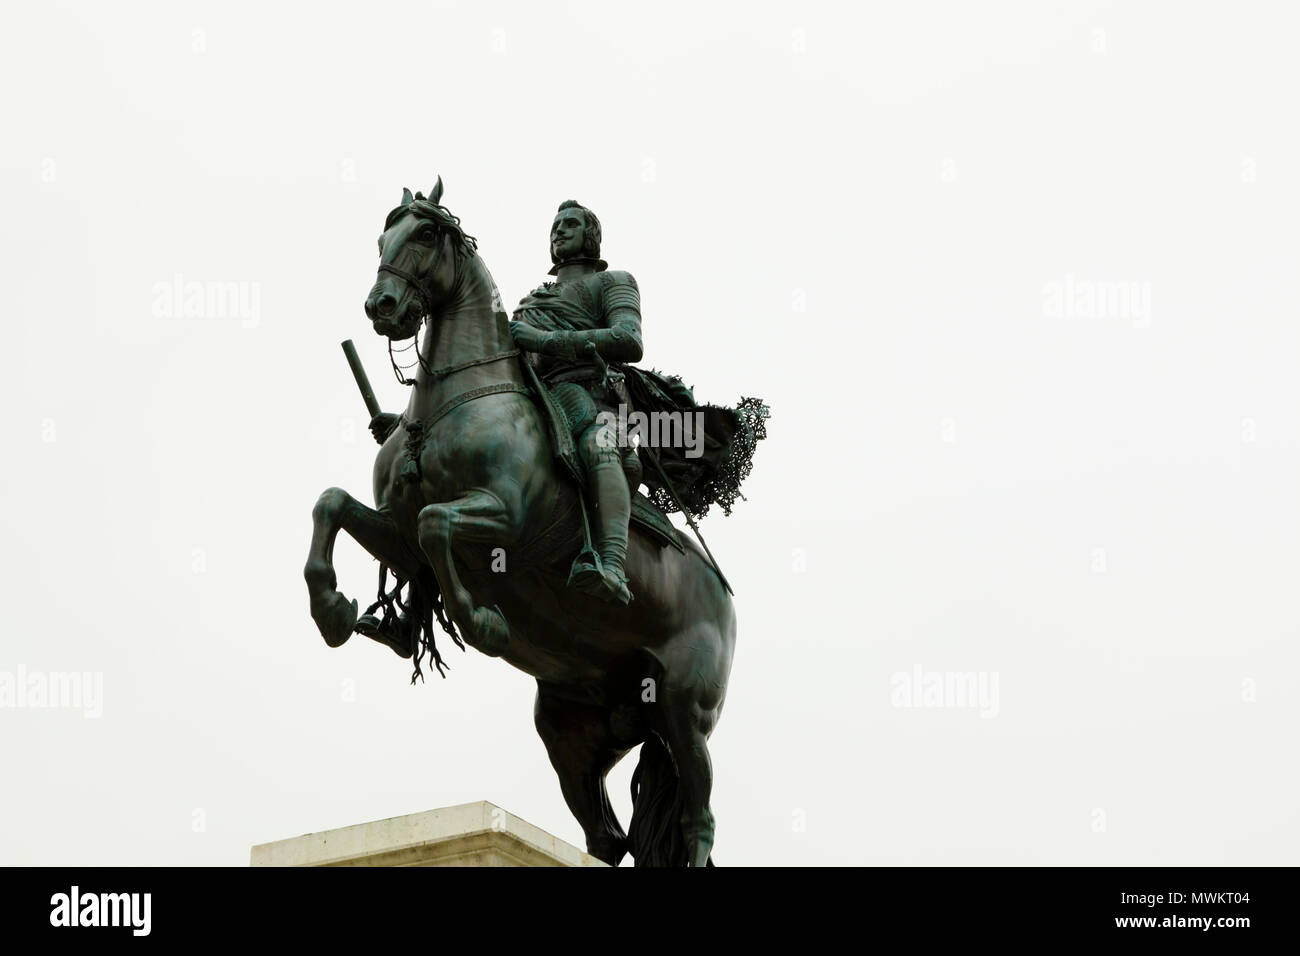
509,321,548,353
369,412,400,445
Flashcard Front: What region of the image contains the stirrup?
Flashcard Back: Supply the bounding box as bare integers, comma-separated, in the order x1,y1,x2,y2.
568,544,632,606
567,547,603,590
570,563,632,606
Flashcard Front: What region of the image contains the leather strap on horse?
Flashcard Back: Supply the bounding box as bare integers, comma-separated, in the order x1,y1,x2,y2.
379,238,450,385
398,382,533,484
419,382,532,431
377,261,435,315
424,348,520,380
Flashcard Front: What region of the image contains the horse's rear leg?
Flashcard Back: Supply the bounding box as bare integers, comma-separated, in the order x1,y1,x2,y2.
416,490,516,657
662,719,716,867
305,487,418,647
658,669,723,867
534,683,631,866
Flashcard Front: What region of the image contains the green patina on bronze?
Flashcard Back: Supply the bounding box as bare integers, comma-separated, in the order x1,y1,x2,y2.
304,178,768,867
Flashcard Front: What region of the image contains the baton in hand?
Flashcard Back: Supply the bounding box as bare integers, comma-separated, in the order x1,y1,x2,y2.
341,339,382,419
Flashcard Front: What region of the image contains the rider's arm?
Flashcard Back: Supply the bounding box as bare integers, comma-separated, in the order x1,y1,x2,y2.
538,272,643,363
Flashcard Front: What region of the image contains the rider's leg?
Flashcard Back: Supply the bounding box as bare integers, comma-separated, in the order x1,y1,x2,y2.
570,422,633,605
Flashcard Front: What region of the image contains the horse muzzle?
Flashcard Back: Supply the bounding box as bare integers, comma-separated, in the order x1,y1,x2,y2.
365,291,423,340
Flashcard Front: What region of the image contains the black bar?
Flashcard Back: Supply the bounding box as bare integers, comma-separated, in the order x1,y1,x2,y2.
2,865,1287,943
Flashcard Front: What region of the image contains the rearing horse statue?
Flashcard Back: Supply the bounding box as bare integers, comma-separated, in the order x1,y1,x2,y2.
304,179,759,867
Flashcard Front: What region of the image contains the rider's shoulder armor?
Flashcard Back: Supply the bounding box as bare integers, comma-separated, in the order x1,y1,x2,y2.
594,270,640,318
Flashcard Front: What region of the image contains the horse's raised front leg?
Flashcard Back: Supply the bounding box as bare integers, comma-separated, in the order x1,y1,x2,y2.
304,486,419,648
416,489,516,657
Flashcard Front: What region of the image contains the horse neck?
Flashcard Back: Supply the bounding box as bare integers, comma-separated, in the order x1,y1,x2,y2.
406,253,524,416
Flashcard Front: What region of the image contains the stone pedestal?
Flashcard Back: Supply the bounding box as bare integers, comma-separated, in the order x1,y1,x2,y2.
250,801,607,867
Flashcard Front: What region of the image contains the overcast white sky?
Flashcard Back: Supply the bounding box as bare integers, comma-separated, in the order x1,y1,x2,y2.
2,1,1297,866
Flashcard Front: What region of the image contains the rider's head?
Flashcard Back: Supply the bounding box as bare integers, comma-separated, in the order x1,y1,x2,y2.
550,200,602,266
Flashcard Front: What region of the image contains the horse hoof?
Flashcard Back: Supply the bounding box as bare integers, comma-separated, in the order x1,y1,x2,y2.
588,835,629,868
311,592,358,648
467,604,510,657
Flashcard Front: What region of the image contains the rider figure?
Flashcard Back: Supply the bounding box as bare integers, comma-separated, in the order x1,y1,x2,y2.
509,201,642,606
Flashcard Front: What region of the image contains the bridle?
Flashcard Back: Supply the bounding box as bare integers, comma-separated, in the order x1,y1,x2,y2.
377,260,437,319
379,228,530,484
377,228,451,386
376,222,523,391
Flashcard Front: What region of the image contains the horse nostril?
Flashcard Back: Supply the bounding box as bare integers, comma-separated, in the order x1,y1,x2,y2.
366,293,396,321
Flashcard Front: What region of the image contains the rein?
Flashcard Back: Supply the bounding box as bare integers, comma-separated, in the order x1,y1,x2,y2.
424,348,520,380
379,236,517,386
380,230,449,385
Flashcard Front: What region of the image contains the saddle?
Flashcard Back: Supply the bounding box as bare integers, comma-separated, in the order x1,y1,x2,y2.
518,357,683,554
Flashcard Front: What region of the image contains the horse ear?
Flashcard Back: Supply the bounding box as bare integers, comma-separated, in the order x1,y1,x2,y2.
401,187,413,206
430,176,444,204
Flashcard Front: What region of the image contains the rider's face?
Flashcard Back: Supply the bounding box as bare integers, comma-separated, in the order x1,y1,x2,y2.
551,210,585,261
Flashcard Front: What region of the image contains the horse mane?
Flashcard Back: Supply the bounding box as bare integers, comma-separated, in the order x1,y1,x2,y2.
384,196,479,259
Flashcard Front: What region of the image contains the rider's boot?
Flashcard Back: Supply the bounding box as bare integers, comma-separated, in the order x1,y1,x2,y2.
569,455,633,605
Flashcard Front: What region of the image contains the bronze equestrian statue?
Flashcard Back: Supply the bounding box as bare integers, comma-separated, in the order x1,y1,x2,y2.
303,178,767,866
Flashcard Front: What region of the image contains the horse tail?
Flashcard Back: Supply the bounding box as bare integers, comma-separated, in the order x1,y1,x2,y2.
627,733,714,867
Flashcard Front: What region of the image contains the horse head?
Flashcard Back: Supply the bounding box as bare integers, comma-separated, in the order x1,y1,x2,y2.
364,176,478,340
